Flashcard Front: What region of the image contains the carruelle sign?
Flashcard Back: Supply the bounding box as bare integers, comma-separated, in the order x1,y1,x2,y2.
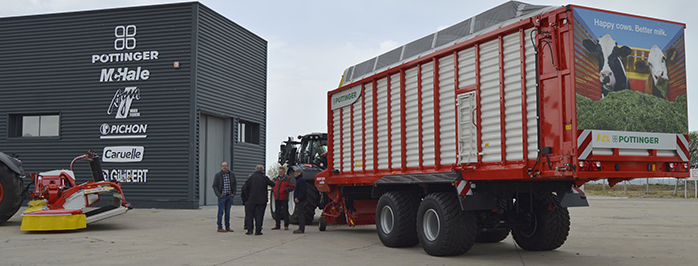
102,146,144,162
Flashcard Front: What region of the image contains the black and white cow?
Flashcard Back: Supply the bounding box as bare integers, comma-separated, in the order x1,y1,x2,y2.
635,45,676,99
583,34,632,98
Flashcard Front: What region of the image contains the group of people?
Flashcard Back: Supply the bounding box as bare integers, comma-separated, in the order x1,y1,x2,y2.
212,163,308,235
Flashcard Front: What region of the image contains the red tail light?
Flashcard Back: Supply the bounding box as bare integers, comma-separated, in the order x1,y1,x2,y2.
667,162,689,172
579,161,601,171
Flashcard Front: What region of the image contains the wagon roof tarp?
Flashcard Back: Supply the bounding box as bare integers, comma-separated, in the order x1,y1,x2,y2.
340,1,557,86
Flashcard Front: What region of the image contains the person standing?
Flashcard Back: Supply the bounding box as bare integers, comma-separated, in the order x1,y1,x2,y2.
271,166,294,230
242,165,274,235
293,170,307,234
212,162,236,233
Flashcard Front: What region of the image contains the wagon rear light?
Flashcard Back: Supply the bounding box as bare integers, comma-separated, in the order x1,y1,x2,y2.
579,161,601,171
666,162,689,172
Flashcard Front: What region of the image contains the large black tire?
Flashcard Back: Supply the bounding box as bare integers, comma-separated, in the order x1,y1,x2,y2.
512,193,570,251
290,181,318,225
269,190,294,221
417,192,477,256
0,164,24,225
376,191,420,247
475,230,510,243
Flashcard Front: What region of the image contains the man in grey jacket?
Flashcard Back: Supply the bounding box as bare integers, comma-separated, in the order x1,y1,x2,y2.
212,162,236,232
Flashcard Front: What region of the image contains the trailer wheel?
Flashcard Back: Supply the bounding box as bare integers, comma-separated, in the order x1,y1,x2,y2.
318,216,327,231
376,191,419,247
290,180,318,225
512,193,570,251
0,164,24,225
417,192,477,256
475,230,510,243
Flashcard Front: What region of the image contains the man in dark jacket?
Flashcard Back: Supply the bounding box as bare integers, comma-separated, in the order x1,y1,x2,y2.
293,170,307,234
242,165,274,235
212,162,236,232
271,166,294,230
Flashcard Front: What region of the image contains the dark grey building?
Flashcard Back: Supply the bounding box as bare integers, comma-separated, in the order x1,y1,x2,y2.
0,2,266,208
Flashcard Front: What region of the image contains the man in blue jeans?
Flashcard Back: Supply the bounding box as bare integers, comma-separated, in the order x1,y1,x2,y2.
213,162,236,232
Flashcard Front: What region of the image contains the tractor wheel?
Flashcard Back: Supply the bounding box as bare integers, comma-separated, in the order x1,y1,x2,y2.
417,192,477,256
376,191,420,247
512,193,570,251
0,164,24,225
269,190,294,221
318,216,327,231
290,181,318,225
475,229,510,243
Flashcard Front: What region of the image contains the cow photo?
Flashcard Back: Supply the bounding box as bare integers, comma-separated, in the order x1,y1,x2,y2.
573,7,687,134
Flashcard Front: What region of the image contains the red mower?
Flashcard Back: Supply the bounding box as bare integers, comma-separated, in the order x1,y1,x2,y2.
0,150,131,231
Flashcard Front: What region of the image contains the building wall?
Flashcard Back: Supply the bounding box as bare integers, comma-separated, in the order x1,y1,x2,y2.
0,3,267,209
196,5,267,205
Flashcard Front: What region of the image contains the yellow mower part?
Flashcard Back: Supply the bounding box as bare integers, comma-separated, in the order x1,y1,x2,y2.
23,200,47,214
21,214,87,231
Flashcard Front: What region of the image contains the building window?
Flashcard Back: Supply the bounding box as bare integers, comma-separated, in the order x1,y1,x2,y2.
237,120,259,144
9,114,60,137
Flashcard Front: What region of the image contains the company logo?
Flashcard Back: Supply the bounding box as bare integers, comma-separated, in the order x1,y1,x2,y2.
114,25,137,50
102,146,144,162
100,66,150,82
100,123,147,139
102,168,148,183
611,134,660,145
108,87,141,119
596,134,610,143
91,24,159,64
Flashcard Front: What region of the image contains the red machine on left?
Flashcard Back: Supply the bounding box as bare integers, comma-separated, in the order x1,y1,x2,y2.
0,151,131,231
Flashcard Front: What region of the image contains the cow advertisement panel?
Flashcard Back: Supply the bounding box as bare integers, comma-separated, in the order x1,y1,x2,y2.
574,7,687,134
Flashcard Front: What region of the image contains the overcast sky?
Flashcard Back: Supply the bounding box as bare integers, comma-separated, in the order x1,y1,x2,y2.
2,0,696,168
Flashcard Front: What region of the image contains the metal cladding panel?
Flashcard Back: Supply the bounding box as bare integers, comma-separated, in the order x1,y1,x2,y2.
421,64,436,167
404,67,420,168
375,78,389,169
437,56,457,166
0,3,197,208
352,90,363,171
525,29,539,158
458,49,477,88
502,33,524,161
341,105,352,172
363,85,374,171
389,73,402,168
197,6,266,188
332,108,341,170
479,39,503,162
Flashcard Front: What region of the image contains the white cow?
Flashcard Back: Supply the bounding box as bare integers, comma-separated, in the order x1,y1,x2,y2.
635,45,676,99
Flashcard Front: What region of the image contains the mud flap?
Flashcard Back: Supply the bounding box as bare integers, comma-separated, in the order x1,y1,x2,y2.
559,185,589,207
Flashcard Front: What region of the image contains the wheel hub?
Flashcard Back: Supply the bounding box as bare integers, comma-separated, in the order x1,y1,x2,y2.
423,209,440,241
380,205,394,234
